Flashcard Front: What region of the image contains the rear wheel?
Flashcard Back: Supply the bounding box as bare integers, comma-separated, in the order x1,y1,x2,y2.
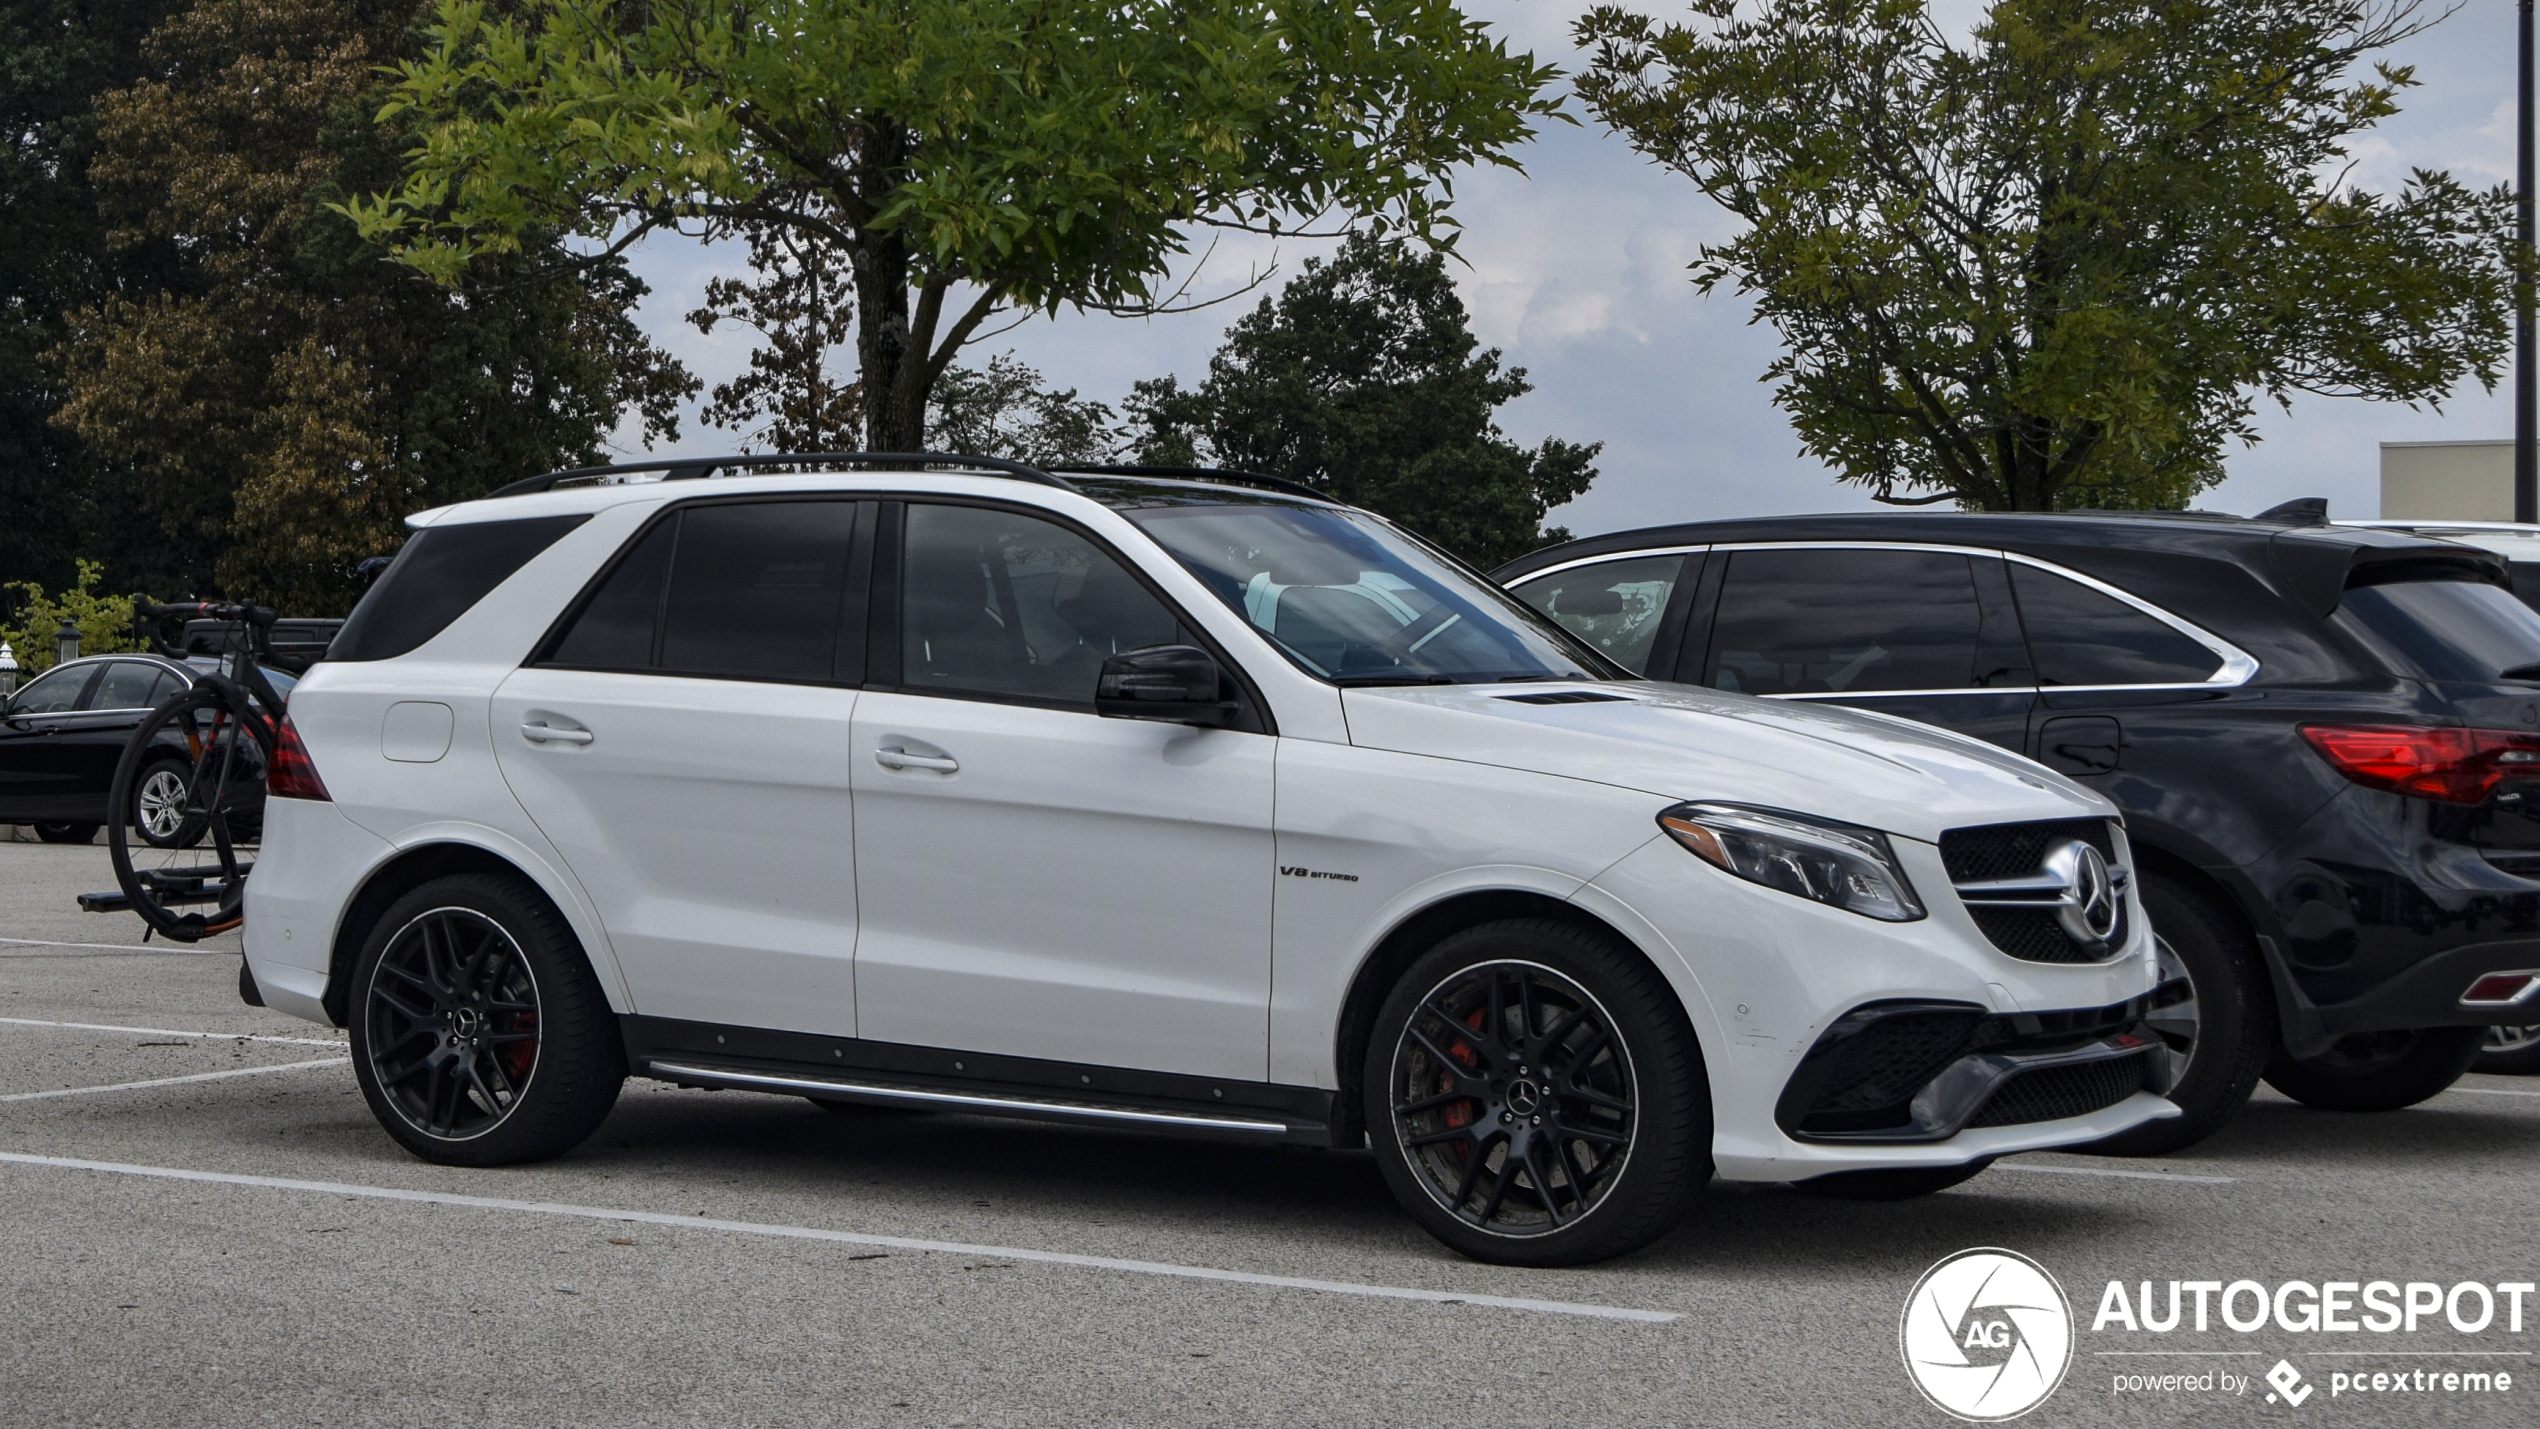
2263,1028,2484,1112
107,685,262,940
349,873,624,1166
2078,871,2269,1155
130,759,199,849
2477,1024,2540,1075
1798,1158,1992,1201
1365,919,1710,1267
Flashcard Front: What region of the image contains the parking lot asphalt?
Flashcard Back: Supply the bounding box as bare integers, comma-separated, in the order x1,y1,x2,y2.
1,838,2532,1427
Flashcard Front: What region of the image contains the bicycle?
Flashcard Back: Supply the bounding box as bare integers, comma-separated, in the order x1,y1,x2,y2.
83,599,293,948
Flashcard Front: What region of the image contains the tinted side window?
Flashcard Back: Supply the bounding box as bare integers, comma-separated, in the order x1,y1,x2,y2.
1706,548,2014,694
545,501,860,682
2337,579,2540,683
1510,555,1683,675
901,504,1179,704
332,514,590,662
88,662,170,711
8,664,95,716
546,517,676,669
2009,564,2222,686
661,502,859,680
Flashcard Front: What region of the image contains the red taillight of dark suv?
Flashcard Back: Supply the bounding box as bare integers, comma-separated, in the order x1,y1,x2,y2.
266,712,331,801
2299,724,2540,805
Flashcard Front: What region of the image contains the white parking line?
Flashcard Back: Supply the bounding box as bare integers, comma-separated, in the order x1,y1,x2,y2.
2450,1086,2540,1099
0,1058,349,1103
0,1017,345,1049
1996,1161,2237,1185
0,937,235,956
0,1151,1680,1324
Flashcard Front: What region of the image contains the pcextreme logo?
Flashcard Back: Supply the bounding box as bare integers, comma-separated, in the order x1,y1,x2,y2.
1901,1248,2076,1421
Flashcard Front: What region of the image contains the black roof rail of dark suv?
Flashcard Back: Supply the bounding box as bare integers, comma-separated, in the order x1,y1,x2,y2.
484,451,1076,500
1045,463,1330,504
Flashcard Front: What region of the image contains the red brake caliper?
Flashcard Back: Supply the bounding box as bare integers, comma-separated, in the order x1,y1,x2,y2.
503,1011,537,1080
1441,1009,1485,1152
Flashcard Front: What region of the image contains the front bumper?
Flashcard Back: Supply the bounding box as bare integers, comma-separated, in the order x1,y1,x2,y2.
1774,995,2167,1143
1583,828,2173,1183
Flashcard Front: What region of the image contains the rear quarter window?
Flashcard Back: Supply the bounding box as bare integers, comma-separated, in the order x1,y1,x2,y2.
330,514,590,662
2336,578,2540,683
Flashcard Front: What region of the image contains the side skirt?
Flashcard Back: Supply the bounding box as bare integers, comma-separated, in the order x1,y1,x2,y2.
620,1015,1340,1146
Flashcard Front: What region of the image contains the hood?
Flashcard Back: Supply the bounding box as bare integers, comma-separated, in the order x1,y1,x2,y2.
1340,683,2109,845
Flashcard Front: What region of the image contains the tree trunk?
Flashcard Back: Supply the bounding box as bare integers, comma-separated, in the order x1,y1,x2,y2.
852,226,919,451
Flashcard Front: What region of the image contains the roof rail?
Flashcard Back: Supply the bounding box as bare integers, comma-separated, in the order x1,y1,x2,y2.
1046,463,1329,504
485,451,1074,500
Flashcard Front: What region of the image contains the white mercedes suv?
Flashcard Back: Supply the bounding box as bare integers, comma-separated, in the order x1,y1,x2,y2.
244,456,2173,1265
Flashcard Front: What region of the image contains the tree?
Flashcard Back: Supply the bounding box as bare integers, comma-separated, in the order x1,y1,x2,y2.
928,354,1125,467
686,213,860,452
344,0,1565,452
1574,0,2514,511
1128,232,1599,568
51,0,694,613
0,561,150,676
0,0,186,596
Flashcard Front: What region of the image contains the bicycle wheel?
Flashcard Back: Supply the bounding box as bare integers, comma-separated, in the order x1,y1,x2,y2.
107,682,271,942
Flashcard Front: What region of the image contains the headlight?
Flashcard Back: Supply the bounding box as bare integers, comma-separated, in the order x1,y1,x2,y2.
1656,802,1925,922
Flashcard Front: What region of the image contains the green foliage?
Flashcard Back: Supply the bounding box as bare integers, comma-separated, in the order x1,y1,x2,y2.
0,0,187,596
0,561,150,675
1128,232,1599,568
929,354,1126,467
49,0,695,614
1575,0,2515,511
344,0,1565,449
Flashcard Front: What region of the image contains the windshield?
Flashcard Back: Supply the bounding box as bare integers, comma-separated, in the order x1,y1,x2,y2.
1121,502,1610,684
2338,579,2540,683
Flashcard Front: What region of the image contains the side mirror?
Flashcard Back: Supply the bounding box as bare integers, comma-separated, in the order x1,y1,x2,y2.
1097,645,1237,728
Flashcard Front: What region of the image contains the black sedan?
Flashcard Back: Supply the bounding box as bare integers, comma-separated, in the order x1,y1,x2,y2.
0,653,285,845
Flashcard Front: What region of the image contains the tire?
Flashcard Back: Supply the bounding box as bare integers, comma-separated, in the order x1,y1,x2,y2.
34,822,99,844
2077,870,2270,1157
129,759,200,849
2262,1028,2484,1112
2476,1024,2540,1076
348,873,624,1166
1798,1158,1993,1201
1364,918,1711,1267
238,958,265,1007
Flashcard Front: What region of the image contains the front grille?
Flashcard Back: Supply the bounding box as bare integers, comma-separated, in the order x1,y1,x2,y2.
1943,817,2126,963
1968,1053,2149,1128
1940,818,2115,882
1969,907,2116,965
1795,1010,1991,1134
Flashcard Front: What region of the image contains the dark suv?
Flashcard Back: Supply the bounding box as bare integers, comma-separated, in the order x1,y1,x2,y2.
1497,511,2540,1154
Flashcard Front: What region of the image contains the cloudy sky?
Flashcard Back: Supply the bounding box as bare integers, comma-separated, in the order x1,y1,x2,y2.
611,0,2532,538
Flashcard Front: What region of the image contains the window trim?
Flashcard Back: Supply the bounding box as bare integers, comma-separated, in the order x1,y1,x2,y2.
1582,540,2256,699
873,493,1278,735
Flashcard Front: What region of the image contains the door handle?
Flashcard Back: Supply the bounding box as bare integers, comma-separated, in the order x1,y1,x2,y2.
874,746,958,773
521,723,594,745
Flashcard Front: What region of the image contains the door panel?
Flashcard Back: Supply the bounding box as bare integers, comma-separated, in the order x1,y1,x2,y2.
849,690,1275,1078
492,668,862,1034
0,664,101,816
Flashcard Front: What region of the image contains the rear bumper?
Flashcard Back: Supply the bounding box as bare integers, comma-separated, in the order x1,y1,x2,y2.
241,797,389,1027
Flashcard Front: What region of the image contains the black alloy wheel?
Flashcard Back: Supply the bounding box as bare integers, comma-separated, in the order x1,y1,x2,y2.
2477,1023,2540,1075
1366,919,1709,1267
2080,871,2269,1156
350,874,623,1166
2262,1027,2484,1112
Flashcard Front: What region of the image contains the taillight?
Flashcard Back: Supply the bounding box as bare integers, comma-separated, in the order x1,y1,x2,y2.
267,712,332,801
2298,724,2540,805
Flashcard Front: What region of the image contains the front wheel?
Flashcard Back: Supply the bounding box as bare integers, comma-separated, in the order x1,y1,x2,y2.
349,873,624,1166
2262,1028,2483,1112
2078,871,2269,1156
1365,919,1710,1267
2476,1025,2540,1076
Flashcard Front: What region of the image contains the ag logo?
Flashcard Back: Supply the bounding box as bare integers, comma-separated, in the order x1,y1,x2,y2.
1900,1248,2074,1421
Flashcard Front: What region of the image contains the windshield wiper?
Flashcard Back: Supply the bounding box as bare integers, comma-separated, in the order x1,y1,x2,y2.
1328,673,1459,687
